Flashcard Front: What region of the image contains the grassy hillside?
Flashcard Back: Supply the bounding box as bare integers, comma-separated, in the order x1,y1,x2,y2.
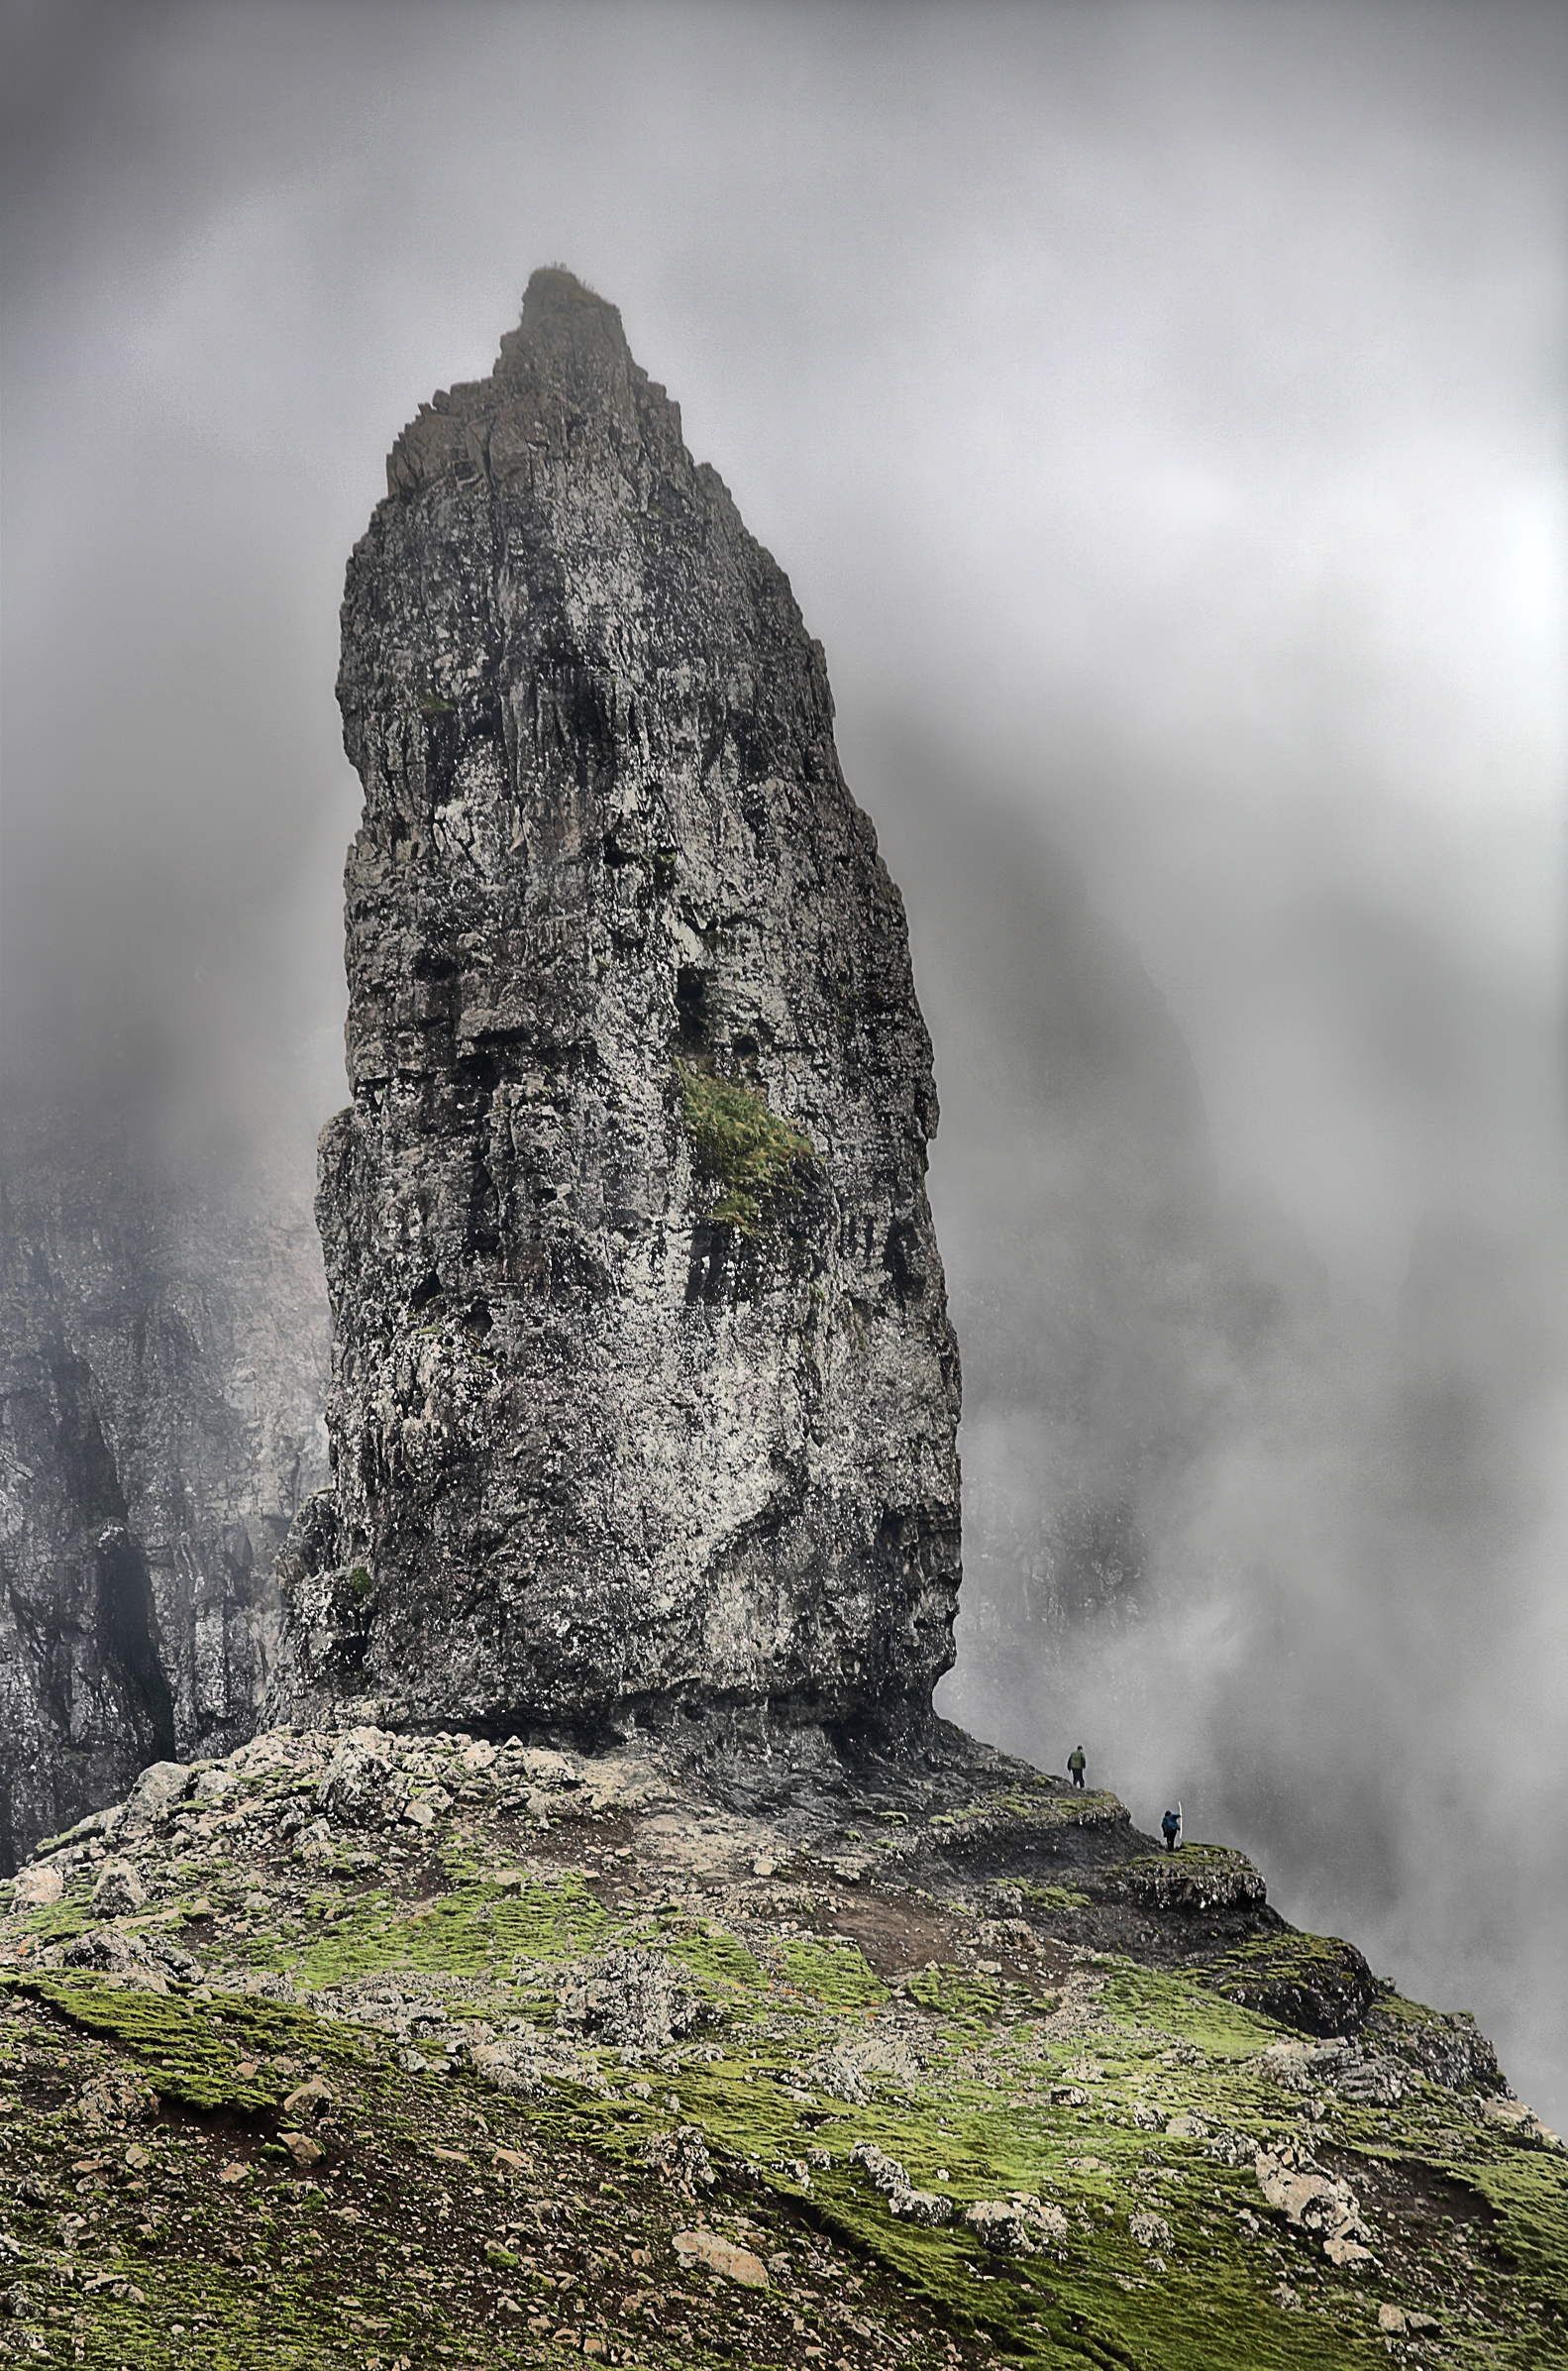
0,1722,1559,2368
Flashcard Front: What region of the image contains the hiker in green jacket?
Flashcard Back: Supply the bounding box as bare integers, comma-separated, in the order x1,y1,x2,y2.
1067,1745,1087,1791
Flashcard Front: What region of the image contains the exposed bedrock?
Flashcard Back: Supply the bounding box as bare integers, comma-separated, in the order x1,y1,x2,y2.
273,269,962,1739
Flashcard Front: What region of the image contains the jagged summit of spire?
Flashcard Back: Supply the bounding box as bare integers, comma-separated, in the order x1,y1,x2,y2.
494,265,631,379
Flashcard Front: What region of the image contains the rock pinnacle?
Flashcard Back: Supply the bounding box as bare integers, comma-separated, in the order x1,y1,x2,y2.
273,269,962,1744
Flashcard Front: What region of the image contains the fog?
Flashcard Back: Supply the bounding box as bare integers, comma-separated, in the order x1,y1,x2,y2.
3,3,1564,2121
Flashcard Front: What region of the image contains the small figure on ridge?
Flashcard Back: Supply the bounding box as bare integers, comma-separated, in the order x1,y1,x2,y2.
1067,1745,1088,1790
1161,1803,1183,1853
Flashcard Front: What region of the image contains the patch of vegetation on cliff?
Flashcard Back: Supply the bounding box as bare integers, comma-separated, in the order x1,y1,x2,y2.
655,1917,767,1991
772,1936,889,2010
1020,1881,1092,1912
1192,1928,1380,2037
4,1727,1561,2368
1470,2152,1568,2305
675,1058,814,1234
615,1967,1403,2369
4,1883,97,1950
927,1782,1128,1852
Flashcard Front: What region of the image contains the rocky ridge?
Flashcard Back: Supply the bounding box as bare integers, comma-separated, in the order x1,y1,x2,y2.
273,267,960,1743
0,1722,1560,2368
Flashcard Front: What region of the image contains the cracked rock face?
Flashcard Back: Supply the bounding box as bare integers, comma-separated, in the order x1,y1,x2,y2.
274,268,961,1738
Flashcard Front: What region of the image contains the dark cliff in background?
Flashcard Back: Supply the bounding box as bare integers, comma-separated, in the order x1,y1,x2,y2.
0,1105,327,1871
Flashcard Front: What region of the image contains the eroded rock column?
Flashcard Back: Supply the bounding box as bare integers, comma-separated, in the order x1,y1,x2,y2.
276,269,961,1741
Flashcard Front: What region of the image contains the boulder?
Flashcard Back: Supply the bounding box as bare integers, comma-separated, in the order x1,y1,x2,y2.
556,1948,711,2054
90,1859,146,1918
672,2230,766,2288
964,2196,1068,2253
1254,2143,1375,2265
850,2139,954,2227
121,1762,192,1832
11,1864,63,1910
641,2125,717,2197
316,1730,400,1827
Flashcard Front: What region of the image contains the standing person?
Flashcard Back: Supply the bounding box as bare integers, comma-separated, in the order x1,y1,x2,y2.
1161,1804,1182,1853
1067,1745,1087,1790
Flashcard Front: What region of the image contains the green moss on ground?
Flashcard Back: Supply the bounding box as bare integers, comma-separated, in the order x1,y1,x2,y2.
3,1735,1560,2368
0,1972,367,2112
1469,2153,1568,2308
658,1920,768,1998
772,1939,888,2010
1114,1844,1256,1877
243,1871,609,1994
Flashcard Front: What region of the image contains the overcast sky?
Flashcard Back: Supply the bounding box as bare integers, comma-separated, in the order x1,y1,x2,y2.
3,0,1565,2112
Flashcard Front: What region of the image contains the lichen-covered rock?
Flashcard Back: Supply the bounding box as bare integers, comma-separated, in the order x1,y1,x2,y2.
557,1947,711,2054
118,1762,194,1835
1112,1846,1266,1914
850,2139,954,2226
273,269,961,1739
1196,1927,1382,2038
1254,2143,1375,2266
90,1858,146,1918
75,2068,159,2133
10,1864,62,1910
1361,1999,1508,2095
965,2195,1068,2253
1480,2096,1562,2148
1250,2035,1412,2106
672,2227,764,2285
315,1729,400,1828
50,1925,199,1991
644,2126,718,2198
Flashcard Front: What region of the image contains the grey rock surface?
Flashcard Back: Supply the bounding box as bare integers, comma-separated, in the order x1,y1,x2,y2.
0,1112,328,1870
273,268,961,1739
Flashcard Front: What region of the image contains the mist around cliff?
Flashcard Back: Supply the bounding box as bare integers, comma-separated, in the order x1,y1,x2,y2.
3,1,1564,2122
866,747,1568,2151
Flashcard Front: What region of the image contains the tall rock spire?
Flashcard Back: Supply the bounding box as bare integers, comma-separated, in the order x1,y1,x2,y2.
274,269,962,1741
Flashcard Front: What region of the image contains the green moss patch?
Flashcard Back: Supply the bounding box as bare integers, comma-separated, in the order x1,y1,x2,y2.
0,1972,365,2113
1021,1882,1092,1912
661,1921,768,1996
1470,2151,1568,2305
773,1939,889,2009
245,1871,609,1994
676,1059,814,1234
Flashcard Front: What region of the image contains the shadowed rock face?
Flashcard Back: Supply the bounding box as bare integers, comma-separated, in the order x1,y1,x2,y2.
274,269,961,1740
